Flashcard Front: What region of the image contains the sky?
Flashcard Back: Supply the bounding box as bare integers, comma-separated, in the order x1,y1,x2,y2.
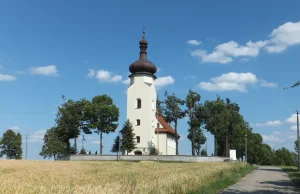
0,0,300,160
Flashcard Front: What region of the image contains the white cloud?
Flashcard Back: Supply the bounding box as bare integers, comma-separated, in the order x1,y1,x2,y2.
263,131,297,146
260,80,277,88
122,78,130,85
198,72,257,92
155,76,175,88
28,130,46,143
0,74,16,81
263,133,284,143
291,126,298,131
187,40,202,46
256,120,282,127
9,126,20,131
190,21,300,63
87,69,95,78
266,21,300,53
285,114,297,124
29,65,58,76
191,41,267,64
92,141,100,144
95,70,122,83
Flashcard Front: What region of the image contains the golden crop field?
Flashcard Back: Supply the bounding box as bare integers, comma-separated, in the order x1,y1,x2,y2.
0,160,247,194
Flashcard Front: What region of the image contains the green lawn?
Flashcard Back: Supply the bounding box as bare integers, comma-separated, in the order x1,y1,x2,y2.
281,166,300,186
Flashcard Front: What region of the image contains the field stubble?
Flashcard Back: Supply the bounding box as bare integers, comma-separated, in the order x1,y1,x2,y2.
0,160,247,194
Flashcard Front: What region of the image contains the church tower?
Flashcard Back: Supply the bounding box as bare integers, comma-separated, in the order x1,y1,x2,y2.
126,30,157,155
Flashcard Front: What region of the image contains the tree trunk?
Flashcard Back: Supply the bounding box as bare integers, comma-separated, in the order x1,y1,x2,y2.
191,108,195,156
100,130,103,155
175,120,179,155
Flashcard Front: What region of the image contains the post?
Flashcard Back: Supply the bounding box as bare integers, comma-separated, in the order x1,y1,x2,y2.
245,134,248,163
297,111,300,171
118,135,121,161
206,136,208,154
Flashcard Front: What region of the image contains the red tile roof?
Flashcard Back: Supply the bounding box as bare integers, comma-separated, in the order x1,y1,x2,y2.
155,113,180,138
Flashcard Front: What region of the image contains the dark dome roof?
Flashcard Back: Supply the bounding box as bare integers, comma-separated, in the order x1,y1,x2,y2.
129,59,157,74
129,32,157,75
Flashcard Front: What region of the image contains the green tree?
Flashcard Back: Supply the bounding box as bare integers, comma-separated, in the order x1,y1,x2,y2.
161,91,185,155
56,97,91,153
200,148,207,156
148,142,158,155
295,140,299,153
186,90,201,156
111,136,120,153
40,127,67,160
274,147,295,166
79,147,87,154
86,95,119,155
0,129,22,159
187,127,206,155
284,81,300,89
120,120,136,155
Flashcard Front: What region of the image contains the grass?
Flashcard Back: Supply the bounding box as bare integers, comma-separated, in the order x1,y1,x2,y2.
281,166,300,186
0,160,251,194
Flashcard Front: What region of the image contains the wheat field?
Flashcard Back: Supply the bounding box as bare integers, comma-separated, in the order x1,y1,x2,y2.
0,160,246,194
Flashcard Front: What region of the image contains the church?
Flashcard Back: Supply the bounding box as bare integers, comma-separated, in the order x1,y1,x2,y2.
126,31,179,155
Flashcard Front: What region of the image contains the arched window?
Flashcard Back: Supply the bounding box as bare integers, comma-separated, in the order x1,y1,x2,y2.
136,119,140,126
136,98,141,109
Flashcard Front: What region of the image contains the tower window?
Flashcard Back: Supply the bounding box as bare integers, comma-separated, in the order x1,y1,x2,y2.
157,123,159,128
136,99,141,109
136,119,140,126
136,136,140,143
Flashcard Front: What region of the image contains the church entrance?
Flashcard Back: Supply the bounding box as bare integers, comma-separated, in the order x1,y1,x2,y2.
134,150,142,155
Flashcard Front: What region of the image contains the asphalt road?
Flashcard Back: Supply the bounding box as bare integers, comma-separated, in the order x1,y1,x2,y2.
221,166,300,194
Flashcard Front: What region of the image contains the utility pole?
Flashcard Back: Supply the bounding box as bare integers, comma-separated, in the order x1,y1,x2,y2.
25,134,29,160
245,134,248,163
296,111,300,171
206,136,208,154
157,92,159,162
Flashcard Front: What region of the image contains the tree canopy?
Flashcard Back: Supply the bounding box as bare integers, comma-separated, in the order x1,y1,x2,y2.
120,120,136,155
0,129,22,159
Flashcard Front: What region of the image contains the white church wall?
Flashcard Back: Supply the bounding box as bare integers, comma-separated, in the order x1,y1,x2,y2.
127,74,157,155
167,134,176,155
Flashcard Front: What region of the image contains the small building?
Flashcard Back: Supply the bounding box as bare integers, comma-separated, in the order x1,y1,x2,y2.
126,31,179,155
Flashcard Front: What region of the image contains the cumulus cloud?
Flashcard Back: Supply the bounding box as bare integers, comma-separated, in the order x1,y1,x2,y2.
198,72,257,92
190,21,300,63
122,78,130,85
263,131,296,145
28,130,46,143
191,41,267,64
256,120,282,127
187,40,202,45
90,69,123,83
291,126,297,131
260,80,277,88
266,22,300,53
285,114,297,124
9,126,20,131
0,74,16,81
29,65,59,76
155,76,175,88
87,69,95,78
92,141,100,144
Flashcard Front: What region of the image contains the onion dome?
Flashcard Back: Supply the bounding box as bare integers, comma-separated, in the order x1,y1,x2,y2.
129,31,157,75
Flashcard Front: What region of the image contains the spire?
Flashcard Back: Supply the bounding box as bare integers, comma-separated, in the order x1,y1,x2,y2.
139,28,148,60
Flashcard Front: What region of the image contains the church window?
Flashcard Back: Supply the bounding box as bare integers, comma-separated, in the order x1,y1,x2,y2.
136,99,141,109
157,123,159,128
136,136,140,143
136,119,140,126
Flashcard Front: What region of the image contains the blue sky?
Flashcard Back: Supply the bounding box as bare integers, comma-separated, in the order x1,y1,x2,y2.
0,0,300,159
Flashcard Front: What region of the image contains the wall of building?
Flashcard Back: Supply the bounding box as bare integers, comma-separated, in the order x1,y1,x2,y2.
127,74,157,155
167,134,176,155
63,155,230,162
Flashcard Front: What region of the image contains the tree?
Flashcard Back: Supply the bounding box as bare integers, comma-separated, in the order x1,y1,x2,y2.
200,149,207,156
0,129,22,159
148,142,158,155
187,127,206,155
40,127,67,160
161,91,185,155
86,95,119,155
79,148,87,154
186,90,201,155
295,140,299,153
111,136,120,153
274,147,295,166
120,120,136,155
284,81,300,89
55,97,91,154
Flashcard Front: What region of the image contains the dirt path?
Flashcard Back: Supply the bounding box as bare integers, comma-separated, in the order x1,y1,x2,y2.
222,166,299,194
